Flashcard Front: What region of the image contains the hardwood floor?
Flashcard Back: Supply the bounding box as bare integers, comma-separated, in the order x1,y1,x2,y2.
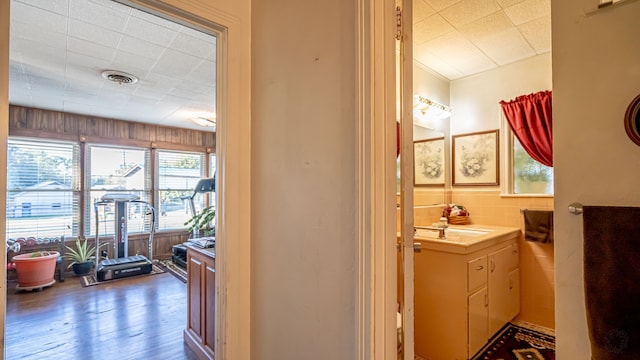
5,271,199,360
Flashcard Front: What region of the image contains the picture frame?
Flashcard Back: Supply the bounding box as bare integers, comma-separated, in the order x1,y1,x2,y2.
414,137,445,186
452,130,499,186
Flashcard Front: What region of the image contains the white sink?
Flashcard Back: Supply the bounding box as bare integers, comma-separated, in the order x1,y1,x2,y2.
414,227,493,243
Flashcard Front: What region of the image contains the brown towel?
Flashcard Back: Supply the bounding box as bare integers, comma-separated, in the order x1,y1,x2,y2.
523,210,554,243
583,206,640,359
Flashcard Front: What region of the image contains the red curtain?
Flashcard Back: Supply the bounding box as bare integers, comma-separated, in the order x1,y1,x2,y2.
500,90,553,167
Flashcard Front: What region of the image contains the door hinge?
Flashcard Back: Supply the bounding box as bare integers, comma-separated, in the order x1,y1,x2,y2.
395,6,402,40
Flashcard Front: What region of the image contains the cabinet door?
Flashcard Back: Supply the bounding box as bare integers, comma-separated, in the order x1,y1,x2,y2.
203,262,216,356
188,254,204,341
468,287,488,358
488,244,519,335
507,268,520,321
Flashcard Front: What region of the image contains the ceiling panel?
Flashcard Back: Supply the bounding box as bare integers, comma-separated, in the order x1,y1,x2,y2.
9,0,218,131
413,0,551,80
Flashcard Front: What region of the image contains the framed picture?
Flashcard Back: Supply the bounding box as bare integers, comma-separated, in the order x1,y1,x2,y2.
414,137,445,186
452,130,499,186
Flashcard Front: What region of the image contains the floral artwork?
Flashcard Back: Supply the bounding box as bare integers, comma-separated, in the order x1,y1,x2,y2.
453,130,499,185
414,138,445,186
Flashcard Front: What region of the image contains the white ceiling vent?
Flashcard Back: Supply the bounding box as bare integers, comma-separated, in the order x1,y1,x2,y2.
101,70,139,85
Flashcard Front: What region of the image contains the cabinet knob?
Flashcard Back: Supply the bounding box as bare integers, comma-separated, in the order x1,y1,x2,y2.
475,265,484,270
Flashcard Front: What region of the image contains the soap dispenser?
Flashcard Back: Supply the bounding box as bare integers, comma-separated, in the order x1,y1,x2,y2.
439,216,448,228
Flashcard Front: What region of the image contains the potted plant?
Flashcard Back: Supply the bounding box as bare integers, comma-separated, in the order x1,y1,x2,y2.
63,238,100,276
13,250,59,288
184,206,216,238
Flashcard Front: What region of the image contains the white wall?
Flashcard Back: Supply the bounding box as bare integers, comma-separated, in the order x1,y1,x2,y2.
251,0,357,359
552,1,640,358
450,54,552,135
413,63,450,139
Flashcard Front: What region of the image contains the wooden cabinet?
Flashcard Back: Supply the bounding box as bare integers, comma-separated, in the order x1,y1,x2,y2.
184,246,215,360
414,235,520,360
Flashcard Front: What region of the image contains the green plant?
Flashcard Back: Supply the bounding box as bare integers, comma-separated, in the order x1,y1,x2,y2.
184,206,216,237
63,238,100,268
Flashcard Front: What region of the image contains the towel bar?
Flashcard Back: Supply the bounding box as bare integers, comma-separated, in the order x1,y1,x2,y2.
568,202,583,215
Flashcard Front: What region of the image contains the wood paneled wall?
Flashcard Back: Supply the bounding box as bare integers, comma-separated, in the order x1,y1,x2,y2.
8,105,216,260
9,105,216,152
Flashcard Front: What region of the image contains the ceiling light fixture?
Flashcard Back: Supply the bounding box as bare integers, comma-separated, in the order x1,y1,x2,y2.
101,70,138,85
192,116,217,127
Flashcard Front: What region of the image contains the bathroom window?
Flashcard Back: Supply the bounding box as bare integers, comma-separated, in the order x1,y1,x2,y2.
511,135,554,195
156,150,206,231
6,139,80,240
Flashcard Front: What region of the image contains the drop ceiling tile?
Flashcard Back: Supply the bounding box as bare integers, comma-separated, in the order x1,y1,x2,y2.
118,35,166,60
473,27,535,65
87,0,131,14
170,32,216,60
413,14,455,45
124,16,179,47
67,37,116,62
10,21,68,49
413,0,437,21
11,38,67,74
496,0,526,7
186,60,216,85
424,31,497,76
69,0,129,33
458,11,513,43
65,52,112,74
518,15,551,53
68,19,122,48
152,49,203,78
112,49,157,76
13,0,69,16
414,43,465,79
11,2,68,34
131,8,184,32
423,0,463,11
504,0,550,26
440,0,502,27
132,87,167,101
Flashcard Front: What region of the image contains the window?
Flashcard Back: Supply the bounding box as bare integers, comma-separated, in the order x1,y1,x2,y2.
157,150,206,230
6,139,79,240
512,137,554,195
86,145,151,237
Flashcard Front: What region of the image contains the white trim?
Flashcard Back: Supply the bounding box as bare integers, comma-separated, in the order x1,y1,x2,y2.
357,0,397,359
0,0,9,354
111,2,252,359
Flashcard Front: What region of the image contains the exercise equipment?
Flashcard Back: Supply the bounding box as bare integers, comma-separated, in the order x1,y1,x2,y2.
93,193,155,281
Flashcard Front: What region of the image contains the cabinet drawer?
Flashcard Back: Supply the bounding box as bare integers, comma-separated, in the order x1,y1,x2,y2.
468,256,487,293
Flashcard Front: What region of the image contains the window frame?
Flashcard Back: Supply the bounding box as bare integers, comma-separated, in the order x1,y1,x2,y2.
6,138,80,240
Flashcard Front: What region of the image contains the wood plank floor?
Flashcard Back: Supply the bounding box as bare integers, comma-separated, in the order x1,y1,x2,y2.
5,271,199,360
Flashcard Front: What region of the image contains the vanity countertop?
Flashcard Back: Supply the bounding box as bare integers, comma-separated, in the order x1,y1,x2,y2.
184,242,216,258
412,224,520,254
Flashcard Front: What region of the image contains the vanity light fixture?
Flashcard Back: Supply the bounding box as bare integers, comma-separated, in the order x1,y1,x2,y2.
413,95,451,128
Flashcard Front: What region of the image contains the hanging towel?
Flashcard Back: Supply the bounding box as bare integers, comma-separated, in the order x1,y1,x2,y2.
523,210,554,243
583,206,640,359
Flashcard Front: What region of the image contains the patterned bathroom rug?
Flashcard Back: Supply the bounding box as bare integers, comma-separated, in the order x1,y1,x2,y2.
79,263,165,287
472,322,555,360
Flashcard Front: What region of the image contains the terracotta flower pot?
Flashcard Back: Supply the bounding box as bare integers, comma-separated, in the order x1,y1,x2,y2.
13,251,59,288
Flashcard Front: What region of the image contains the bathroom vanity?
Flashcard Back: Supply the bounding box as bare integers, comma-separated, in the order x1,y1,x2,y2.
413,225,520,360
184,244,215,360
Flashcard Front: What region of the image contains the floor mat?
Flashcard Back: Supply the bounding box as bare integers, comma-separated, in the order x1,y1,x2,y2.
472,322,555,360
155,259,188,283
80,263,165,287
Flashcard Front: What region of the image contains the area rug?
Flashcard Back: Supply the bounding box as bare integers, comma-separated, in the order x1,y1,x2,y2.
80,264,165,287
472,323,555,360
155,259,187,283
